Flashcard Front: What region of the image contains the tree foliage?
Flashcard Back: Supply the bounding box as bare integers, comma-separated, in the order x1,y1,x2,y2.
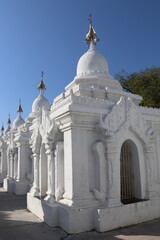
115,67,160,108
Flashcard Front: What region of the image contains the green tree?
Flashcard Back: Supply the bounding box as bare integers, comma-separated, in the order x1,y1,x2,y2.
115,67,160,108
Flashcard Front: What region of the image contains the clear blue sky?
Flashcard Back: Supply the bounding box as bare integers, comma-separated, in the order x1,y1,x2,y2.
0,0,160,127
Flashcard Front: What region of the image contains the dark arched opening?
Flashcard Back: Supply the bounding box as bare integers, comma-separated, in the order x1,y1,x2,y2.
120,140,145,204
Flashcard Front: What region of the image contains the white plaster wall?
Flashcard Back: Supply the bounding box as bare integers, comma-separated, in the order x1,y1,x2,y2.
95,198,160,232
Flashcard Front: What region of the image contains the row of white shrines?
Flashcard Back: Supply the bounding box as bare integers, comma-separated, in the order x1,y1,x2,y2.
1,21,160,234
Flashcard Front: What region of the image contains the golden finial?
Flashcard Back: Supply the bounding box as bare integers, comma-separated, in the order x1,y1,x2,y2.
17,99,23,113
1,123,4,135
85,14,99,47
38,71,46,93
38,80,46,90
1,124,4,131
7,113,11,124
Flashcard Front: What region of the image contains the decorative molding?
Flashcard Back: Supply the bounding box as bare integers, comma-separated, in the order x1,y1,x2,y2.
140,106,160,116
97,96,155,144
52,94,114,112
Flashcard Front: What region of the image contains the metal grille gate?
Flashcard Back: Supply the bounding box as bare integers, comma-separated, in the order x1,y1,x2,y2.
120,142,135,204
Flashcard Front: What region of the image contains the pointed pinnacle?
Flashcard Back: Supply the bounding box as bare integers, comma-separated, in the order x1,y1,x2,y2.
17,104,23,113
38,71,46,91
1,124,4,132
7,113,11,124
38,80,46,90
84,14,99,47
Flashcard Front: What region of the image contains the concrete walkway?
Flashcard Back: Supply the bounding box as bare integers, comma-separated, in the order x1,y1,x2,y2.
0,187,160,240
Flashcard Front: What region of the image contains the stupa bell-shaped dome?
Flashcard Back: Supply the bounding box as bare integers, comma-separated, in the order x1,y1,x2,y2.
12,115,25,130
30,72,50,116
12,102,25,130
76,15,109,79
69,14,124,94
77,43,109,78
32,94,50,112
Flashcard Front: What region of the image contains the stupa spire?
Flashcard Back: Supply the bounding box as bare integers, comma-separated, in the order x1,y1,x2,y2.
7,113,11,125
84,14,99,48
17,99,23,114
38,71,46,95
1,123,4,136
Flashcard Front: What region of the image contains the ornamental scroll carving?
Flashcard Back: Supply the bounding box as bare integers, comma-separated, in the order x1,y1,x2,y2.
44,120,63,155
30,128,42,155
38,108,63,154
98,96,155,143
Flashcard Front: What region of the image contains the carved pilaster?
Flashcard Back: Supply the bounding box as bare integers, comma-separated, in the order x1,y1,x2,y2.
30,153,40,196
6,148,10,179
106,143,121,207
92,141,107,203
29,127,41,196
55,141,64,202
10,150,14,179
13,150,18,180
145,143,157,199
0,152,1,173
45,150,55,204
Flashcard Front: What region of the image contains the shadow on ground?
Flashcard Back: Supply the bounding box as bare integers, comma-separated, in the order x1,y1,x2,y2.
0,185,160,240
0,187,66,240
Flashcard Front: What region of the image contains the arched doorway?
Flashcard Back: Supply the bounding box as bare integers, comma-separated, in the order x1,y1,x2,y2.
120,140,142,204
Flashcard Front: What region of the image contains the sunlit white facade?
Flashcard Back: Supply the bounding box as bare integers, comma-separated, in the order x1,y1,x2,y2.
0,20,160,234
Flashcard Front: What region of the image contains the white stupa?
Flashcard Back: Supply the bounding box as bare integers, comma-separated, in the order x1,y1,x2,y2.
12,101,25,130
76,22,110,79
29,72,50,119
4,114,11,135
65,16,141,105
65,15,123,97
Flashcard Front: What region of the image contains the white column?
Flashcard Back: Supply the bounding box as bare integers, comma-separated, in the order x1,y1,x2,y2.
146,143,157,199
0,152,2,173
16,143,27,181
30,153,40,196
92,141,107,202
13,152,18,180
62,127,91,206
45,150,55,204
55,141,64,201
6,149,10,178
106,143,121,207
1,145,7,177
10,151,14,179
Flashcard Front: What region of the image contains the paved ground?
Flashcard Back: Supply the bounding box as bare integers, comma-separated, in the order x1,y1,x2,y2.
0,187,160,240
